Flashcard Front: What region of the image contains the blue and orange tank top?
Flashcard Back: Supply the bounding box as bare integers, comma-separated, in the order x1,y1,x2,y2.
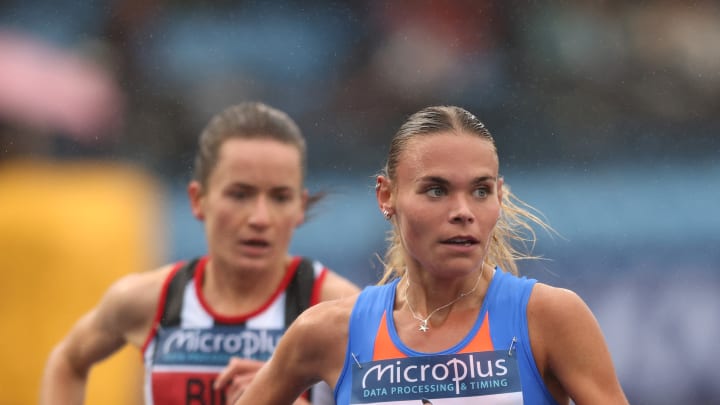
335,268,558,404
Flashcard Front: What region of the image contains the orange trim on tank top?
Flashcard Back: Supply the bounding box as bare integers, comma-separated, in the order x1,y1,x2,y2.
372,310,494,360
458,311,493,353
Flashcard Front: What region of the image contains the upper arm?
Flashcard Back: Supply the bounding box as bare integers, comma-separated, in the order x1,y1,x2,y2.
235,298,354,405
48,269,167,375
528,284,628,405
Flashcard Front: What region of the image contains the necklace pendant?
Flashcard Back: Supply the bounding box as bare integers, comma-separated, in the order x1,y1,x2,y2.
419,320,429,332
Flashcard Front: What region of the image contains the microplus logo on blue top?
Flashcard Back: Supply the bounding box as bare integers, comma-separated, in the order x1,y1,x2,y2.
351,351,521,403
153,326,284,365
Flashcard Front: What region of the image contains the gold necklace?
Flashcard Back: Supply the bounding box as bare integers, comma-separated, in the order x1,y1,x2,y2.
403,263,485,333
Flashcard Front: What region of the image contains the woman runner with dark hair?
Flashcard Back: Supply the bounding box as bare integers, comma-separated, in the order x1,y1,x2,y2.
41,102,358,405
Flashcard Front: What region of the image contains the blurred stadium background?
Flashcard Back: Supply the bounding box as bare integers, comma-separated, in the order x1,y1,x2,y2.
0,1,718,404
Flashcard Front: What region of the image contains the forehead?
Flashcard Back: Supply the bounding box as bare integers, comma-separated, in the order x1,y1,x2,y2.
396,132,498,181
212,137,302,184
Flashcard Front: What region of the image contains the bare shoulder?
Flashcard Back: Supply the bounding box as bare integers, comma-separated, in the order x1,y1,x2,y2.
527,285,629,403
283,293,359,380
291,293,358,342
319,270,361,301
527,283,609,382
103,264,173,313
526,283,596,333
98,264,175,345
46,264,177,372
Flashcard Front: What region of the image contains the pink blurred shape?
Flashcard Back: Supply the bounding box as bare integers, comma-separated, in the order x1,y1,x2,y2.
0,30,124,142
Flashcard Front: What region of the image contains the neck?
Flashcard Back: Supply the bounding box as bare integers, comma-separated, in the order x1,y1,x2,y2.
402,262,488,332
202,256,290,314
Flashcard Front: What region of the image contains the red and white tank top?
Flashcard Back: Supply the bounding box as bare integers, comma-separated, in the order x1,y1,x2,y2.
142,256,327,405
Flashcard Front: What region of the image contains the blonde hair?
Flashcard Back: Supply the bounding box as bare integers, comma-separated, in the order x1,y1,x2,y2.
377,106,553,284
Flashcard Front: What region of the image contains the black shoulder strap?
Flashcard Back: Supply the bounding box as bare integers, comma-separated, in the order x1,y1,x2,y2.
160,258,200,327
283,257,318,327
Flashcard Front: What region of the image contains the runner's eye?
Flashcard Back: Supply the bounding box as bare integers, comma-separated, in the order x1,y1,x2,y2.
473,188,489,198
425,186,446,198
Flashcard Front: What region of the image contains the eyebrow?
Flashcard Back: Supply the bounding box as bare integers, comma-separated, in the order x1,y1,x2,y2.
230,183,295,192
418,175,497,185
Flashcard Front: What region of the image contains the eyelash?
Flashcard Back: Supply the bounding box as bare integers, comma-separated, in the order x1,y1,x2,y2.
475,188,489,198
424,186,490,198
273,194,292,203
229,190,249,199
228,191,292,202
425,186,445,197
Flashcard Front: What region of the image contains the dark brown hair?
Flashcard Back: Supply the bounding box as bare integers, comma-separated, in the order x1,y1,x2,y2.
192,101,323,207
